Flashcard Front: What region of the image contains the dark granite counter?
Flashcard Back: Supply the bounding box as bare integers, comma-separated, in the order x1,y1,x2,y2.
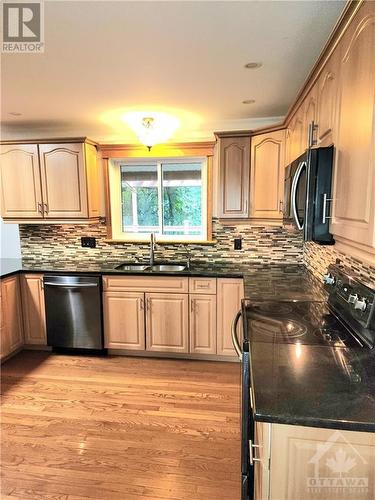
0,258,327,301
250,339,375,432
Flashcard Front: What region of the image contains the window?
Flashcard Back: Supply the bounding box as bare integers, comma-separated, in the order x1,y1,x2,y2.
109,158,209,242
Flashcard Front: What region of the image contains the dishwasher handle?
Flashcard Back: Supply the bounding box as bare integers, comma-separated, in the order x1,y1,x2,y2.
44,282,98,288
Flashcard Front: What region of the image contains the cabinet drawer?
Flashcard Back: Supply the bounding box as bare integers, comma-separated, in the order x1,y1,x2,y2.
103,275,189,293
189,277,216,294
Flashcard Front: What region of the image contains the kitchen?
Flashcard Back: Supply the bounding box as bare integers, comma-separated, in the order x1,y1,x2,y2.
1,1,375,499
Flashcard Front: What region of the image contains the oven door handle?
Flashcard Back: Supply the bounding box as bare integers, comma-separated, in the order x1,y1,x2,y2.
291,160,306,231
231,310,243,360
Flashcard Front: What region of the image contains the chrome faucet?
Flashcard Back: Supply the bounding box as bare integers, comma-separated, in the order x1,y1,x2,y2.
150,233,156,266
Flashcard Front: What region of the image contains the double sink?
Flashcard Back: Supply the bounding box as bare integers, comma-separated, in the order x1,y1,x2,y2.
115,263,187,272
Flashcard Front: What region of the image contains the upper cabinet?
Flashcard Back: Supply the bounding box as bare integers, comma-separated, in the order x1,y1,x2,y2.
317,47,340,146
287,105,305,163
250,130,285,219
330,2,375,252
0,139,100,223
0,144,43,219
216,133,251,218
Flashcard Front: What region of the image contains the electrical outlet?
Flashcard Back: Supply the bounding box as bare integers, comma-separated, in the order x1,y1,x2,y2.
81,237,96,248
234,237,242,250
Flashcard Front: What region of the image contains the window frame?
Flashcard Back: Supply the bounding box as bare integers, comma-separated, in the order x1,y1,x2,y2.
108,156,210,243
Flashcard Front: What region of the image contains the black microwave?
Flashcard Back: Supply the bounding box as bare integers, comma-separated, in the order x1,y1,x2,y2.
283,146,335,244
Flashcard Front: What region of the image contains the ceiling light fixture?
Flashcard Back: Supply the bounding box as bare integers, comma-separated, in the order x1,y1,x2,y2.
122,111,180,151
242,99,256,104
244,62,262,69
9,112,22,116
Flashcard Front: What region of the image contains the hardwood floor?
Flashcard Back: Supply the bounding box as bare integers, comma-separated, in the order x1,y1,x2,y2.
1,351,241,500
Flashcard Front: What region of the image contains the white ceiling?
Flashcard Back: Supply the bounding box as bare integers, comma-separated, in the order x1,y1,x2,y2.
1,0,345,143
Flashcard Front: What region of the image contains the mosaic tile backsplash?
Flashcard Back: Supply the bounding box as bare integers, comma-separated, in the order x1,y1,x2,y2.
304,241,375,289
19,219,304,266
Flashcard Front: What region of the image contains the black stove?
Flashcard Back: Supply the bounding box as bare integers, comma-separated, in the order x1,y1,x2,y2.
242,264,375,349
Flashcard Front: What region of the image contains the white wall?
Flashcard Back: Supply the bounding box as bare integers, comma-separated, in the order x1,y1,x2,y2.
0,219,21,258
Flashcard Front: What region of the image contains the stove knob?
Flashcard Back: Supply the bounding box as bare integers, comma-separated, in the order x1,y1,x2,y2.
323,273,335,285
348,293,358,304
354,298,367,312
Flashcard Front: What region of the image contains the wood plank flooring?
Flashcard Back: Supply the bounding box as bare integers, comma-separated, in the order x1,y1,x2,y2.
1,351,241,500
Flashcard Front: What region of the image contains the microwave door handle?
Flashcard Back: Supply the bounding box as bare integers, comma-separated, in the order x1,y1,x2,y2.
291,161,306,231
231,310,243,360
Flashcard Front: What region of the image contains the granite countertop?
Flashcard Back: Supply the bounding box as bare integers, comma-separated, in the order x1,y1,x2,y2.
249,338,375,433
0,258,327,301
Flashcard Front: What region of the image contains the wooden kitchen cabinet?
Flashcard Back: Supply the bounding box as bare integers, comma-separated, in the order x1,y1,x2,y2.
216,278,244,356
1,275,24,360
268,423,375,500
287,105,305,163
250,130,286,219
216,133,251,218
303,82,318,149
20,274,47,345
103,291,145,350
317,46,340,146
254,422,271,500
330,1,375,253
189,294,216,354
0,139,100,223
146,293,189,353
0,144,43,219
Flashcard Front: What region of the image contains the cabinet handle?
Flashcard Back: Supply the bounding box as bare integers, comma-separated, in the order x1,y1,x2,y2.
279,200,283,213
40,278,44,290
146,298,151,312
191,299,195,313
37,202,44,215
140,298,144,310
43,203,49,214
249,439,261,466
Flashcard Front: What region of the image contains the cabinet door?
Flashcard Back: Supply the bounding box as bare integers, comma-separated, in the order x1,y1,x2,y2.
217,278,244,356
303,83,318,149
317,47,339,146
250,130,286,219
146,293,188,353
270,423,375,500
1,276,23,358
331,3,375,250
20,274,47,345
218,136,250,218
103,291,145,350
189,294,216,354
254,422,271,500
39,143,88,218
0,144,43,219
289,108,305,162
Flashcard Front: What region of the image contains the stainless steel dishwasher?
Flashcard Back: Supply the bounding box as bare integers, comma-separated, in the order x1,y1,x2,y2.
44,275,103,350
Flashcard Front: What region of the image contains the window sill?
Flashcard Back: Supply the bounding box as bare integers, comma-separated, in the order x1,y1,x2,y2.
104,239,217,246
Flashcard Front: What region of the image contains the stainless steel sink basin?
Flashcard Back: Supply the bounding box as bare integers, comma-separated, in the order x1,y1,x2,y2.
115,263,150,271
151,264,186,272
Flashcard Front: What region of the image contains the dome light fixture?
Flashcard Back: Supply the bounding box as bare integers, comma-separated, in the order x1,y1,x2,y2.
242,99,256,104
122,111,180,151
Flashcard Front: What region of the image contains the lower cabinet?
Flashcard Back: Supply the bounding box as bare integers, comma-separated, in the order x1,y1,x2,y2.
103,275,243,358
1,275,24,360
103,291,145,350
20,273,47,345
217,278,244,356
189,294,217,354
254,422,375,500
146,293,189,353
